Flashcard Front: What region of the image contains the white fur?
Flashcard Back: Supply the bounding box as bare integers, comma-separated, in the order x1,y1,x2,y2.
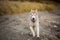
29,9,39,37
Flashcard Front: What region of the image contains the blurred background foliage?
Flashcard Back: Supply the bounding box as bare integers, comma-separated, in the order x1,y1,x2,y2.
0,0,60,15
0,0,60,2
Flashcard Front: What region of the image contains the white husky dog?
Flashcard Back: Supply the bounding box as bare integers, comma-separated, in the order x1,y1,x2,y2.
29,9,39,37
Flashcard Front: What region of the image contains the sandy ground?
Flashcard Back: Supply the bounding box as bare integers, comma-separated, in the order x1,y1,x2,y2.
0,6,60,40
0,12,60,40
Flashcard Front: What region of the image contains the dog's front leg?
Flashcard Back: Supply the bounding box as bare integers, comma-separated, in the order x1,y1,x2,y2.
36,20,39,37
30,26,35,37
36,24,39,37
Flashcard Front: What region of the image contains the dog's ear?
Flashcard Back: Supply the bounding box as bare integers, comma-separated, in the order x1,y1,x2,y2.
35,9,38,12
31,9,35,14
35,9,38,14
31,9,33,12
30,9,33,15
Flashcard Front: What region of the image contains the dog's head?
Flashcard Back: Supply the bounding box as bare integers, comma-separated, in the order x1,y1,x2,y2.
30,9,38,23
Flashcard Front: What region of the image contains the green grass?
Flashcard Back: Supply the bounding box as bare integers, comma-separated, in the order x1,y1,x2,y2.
0,1,56,15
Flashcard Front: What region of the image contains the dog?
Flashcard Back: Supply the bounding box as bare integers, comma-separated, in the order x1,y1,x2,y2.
29,9,39,37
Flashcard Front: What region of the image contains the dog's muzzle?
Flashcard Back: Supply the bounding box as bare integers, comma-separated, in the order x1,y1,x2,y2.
31,18,36,23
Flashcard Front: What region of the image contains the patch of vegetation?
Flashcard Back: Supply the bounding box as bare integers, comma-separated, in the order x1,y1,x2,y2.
0,1,56,15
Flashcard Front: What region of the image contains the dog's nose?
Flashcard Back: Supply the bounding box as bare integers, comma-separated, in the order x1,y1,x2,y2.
33,18,35,20
31,18,36,23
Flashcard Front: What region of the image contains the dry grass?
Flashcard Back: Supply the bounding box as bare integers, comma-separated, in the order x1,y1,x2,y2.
0,1,56,15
